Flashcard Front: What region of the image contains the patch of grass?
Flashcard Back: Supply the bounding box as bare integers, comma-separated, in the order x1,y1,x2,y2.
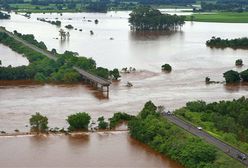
186,12,248,23
213,151,245,168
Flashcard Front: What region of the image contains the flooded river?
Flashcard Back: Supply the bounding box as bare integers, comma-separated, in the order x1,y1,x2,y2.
0,10,248,167
0,11,248,132
0,132,182,168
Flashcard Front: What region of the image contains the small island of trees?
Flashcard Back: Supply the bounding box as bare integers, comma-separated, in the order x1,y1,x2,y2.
223,69,248,83
206,36,248,49
128,6,185,31
161,63,172,72
0,12,10,19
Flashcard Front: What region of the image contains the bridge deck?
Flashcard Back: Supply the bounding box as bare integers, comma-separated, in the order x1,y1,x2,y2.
73,67,111,86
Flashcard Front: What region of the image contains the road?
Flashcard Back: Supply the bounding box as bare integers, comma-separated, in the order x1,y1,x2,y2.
0,27,111,86
164,114,248,166
0,27,57,61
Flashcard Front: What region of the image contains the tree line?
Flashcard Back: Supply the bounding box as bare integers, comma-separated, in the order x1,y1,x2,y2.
0,31,120,82
29,111,134,133
201,0,248,12
206,36,248,49
175,97,248,153
129,6,185,31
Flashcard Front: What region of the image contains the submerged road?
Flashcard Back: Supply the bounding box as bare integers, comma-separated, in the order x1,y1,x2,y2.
0,27,111,87
164,115,248,167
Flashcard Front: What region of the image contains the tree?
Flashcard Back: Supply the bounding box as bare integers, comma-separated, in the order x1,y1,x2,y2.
110,68,121,80
223,70,240,83
67,112,91,131
139,101,158,119
129,6,185,31
34,72,47,82
240,69,248,82
235,59,243,66
29,112,48,132
162,64,172,72
97,116,108,129
205,77,210,84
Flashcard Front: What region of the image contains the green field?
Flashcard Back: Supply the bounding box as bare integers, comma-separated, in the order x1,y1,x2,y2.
186,12,248,23
9,3,85,13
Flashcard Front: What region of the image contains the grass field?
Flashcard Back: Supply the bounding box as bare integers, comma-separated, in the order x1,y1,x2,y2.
186,12,248,23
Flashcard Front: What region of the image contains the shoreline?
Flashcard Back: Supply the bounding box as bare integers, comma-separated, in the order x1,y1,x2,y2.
0,129,128,138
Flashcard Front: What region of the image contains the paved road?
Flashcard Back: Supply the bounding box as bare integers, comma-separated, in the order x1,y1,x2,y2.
164,114,248,167
0,27,57,61
0,27,111,86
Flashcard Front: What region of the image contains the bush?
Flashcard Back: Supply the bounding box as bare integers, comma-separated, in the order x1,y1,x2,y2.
161,64,172,72
186,100,206,112
97,116,108,129
235,59,243,66
109,112,134,129
67,112,91,131
65,24,74,29
240,69,248,82
110,68,121,80
29,112,48,132
223,70,240,83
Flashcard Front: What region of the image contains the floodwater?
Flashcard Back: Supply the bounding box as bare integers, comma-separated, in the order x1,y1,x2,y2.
0,9,248,167
0,132,182,168
0,11,248,132
0,44,29,67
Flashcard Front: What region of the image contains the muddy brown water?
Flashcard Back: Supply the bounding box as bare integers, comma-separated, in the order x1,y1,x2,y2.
0,132,182,168
0,10,248,167
0,11,248,131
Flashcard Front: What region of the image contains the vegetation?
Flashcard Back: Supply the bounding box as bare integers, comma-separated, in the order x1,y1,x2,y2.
129,6,185,31
240,69,248,82
200,0,248,12
161,63,172,72
235,59,243,67
29,112,48,132
0,30,118,82
65,24,73,29
175,97,248,153
0,11,10,19
37,18,61,26
109,112,134,129
128,101,244,168
67,112,91,131
1,0,196,13
223,70,241,83
110,68,121,80
14,30,47,50
223,69,248,83
206,36,248,49
187,11,248,23
97,116,108,129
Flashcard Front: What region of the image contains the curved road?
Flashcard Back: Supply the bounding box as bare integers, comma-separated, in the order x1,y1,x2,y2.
0,27,111,86
164,114,248,167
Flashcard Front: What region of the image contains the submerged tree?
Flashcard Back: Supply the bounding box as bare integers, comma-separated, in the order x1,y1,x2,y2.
67,112,91,131
129,6,185,31
223,70,240,83
29,112,48,132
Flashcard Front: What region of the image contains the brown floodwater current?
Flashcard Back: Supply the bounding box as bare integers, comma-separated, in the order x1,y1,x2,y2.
0,10,248,167
0,132,182,168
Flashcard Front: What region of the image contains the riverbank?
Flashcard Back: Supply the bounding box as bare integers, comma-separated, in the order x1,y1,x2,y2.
186,12,248,23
